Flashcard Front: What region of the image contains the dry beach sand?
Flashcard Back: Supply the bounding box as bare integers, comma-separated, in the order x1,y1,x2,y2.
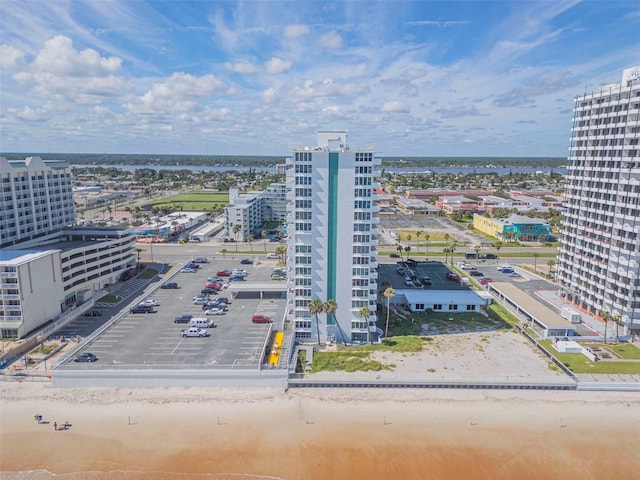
1,381,639,480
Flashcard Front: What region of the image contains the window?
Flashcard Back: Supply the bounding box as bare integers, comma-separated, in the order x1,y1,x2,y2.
295,320,312,329
295,164,312,173
466,305,476,311
295,188,312,197
415,303,425,310
295,176,312,185
296,200,312,209
295,245,311,253
433,304,443,310
449,304,458,311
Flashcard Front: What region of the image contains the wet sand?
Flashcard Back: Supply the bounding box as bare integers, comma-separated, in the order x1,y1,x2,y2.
1,383,639,480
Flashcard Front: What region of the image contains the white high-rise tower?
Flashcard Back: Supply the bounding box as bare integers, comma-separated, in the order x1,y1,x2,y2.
286,131,380,343
557,65,640,336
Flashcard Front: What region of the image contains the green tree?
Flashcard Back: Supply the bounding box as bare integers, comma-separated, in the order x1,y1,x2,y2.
232,224,242,252
415,231,423,254
613,314,623,342
261,230,267,253
424,234,430,258
275,245,287,261
308,299,324,346
532,252,540,272
221,248,227,259
248,234,254,252
396,244,404,262
359,306,372,344
601,311,611,344
383,287,395,339
323,299,345,344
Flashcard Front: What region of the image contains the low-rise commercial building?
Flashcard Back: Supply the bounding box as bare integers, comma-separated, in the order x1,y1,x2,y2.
473,214,550,242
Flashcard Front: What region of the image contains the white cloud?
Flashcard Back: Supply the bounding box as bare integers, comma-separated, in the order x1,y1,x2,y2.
284,24,309,38
0,44,26,69
33,35,122,77
317,31,343,49
264,57,292,74
124,72,225,115
381,101,410,113
261,87,277,103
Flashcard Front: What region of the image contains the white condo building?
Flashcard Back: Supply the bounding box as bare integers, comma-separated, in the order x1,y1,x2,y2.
286,131,380,343
557,65,640,335
1,156,76,248
224,183,288,241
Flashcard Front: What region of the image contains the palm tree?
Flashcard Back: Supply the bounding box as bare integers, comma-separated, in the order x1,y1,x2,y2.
359,306,372,344
601,310,611,344
248,234,254,252
424,234,430,258
261,230,267,252
275,245,287,262
221,248,227,259
406,233,412,247
494,241,502,259
396,244,404,261
232,224,242,251
532,252,540,272
474,245,481,261
443,247,450,264
323,299,345,344
449,243,456,265
308,299,324,346
383,287,395,339
135,248,145,268
416,231,423,254
404,245,411,258
547,260,556,280
613,314,623,342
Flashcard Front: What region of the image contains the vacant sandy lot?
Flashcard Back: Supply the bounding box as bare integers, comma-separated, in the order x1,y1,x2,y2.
308,330,568,383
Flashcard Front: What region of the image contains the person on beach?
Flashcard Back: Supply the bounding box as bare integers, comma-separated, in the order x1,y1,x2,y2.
54,422,57,431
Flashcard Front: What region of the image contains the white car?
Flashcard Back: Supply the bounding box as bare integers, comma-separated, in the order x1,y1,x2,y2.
204,308,225,316
139,299,159,307
232,269,248,276
193,297,209,305
180,327,210,338
181,267,196,273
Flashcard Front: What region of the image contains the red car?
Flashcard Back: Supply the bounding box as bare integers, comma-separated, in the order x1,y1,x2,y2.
216,270,232,277
446,272,459,282
479,278,494,285
252,315,272,324
204,282,221,290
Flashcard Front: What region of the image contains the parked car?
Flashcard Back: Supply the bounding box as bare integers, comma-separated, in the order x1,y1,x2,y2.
204,282,221,290
180,327,210,338
404,279,414,287
207,276,223,283
240,258,254,265
160,282,179,289
216,270,232,277
174,314,193,324
204,308,225,316
192,256,208,263
396,267,406,275
479,278,494,285
229,275,246,281
232,268,248,276
252,315,272,324
446,272,460,282
138,299,159,307
130,305,154,314
188,238,201,243
470,270,484,277
181,267,196,273
266,253,279,259
389,253,400,258
83,310,103,317
193,297,210,305
201,288,217,295
74,352,98,362
271,274,285,280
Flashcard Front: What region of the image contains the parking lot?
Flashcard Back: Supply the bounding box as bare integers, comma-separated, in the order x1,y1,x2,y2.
61,256,288,370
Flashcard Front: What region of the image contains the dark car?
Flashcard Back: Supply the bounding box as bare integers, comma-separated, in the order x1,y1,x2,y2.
216,270,232,277
470,271,484,277
252,315,272,324
74,352,98,363
161,282,179,289
130,305,154,314
484,254,498,259
185,263,200,270
83,310,103,317
174,314,193,324
201,288,217,295
389,253,400,258
240,258,254,265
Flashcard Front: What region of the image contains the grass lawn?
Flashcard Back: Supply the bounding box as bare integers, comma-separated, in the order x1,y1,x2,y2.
97,294,121,303
143,190,228,211
309,336,424,373
583,342,640,360
394,230,455,242
138,268,159,280
540,340,640,374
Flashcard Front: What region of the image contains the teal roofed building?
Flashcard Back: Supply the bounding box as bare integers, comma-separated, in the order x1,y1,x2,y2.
500,214,551,242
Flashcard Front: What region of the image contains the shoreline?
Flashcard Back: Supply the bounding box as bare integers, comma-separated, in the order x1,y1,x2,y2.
2,382,639,480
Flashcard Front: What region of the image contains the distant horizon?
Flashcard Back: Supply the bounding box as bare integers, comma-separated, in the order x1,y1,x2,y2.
1,1,637,156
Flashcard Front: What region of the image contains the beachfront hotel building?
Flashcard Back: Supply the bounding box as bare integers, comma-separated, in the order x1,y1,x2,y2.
1,156,76,248
0,156,136,338
556,65,640,336
285,131,380,343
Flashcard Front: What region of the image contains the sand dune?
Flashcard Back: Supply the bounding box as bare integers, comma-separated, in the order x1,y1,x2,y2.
1,382,639,480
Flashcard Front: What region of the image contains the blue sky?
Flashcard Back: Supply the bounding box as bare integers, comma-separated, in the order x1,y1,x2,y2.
1,1,638,157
